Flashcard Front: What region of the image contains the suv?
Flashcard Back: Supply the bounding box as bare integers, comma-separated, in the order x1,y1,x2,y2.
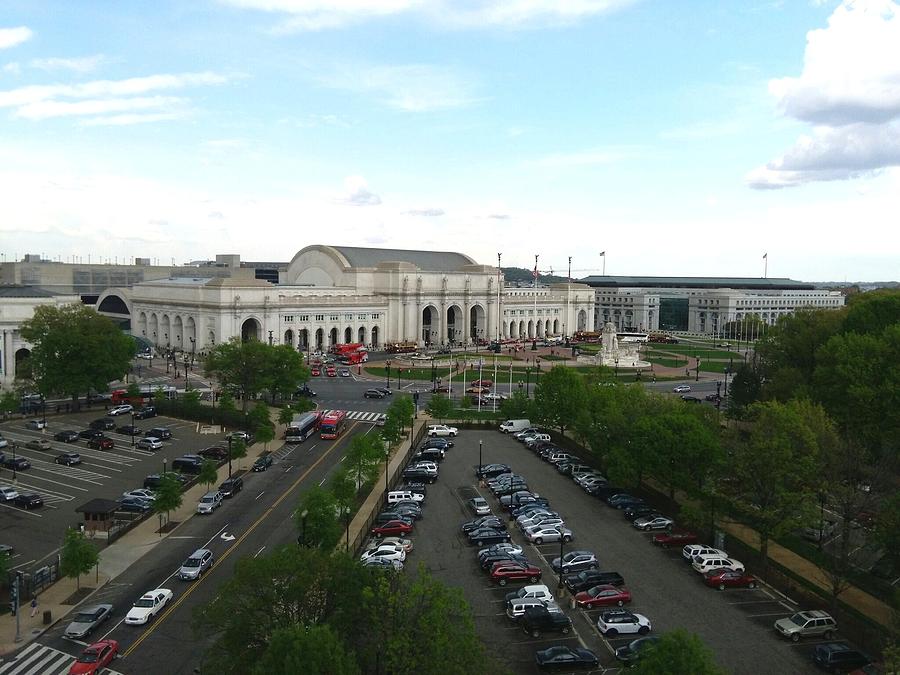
196,491,223,514
145,427,172,440
219,477,243,497
811,642,871,671
179,548,214,580
774,610,837,642
133,406,157,420
364,389,386,399
520,605,572,638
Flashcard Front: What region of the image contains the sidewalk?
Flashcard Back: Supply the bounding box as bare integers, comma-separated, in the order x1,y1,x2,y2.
0,437,272,657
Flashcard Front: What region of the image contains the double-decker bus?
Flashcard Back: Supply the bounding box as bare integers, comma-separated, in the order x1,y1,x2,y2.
319,410,348,440
284,412,321,443
331,343,368,362
617,332,649,343
648,332,679,344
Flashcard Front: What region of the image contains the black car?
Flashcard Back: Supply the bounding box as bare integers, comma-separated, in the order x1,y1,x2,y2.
295,385,317,397
608,495,646,510
564,570,625,593
54,430,80,443
133,406,157,420
375,387,392,396
218,476,244,497
252,455,273,471
623,504,658,521
681,395,702,404
392,504,422,520
78,429,105,440
421,437,453,450
588,484,625,499
117,424,142,436
535,645,599,671
364,389,386,399
199,446,229,461
3,457,30,471
413,448,445,463
14,493,43,509
55,452,82,466
468,529,511,546
402,482,427,497
521,606,572,638
373,511,414,526
461,516,505,533
145,427,172,439
614,636,661,665
812,642,872,672
493,482,530,497
402,468,436,484
474,463,511,479
479,552,529,571
89,418,116,430
143,472,190,489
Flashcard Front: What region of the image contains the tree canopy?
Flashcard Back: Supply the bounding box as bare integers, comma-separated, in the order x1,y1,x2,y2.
59,528,99,590
629,628,725,675
533,365,587,434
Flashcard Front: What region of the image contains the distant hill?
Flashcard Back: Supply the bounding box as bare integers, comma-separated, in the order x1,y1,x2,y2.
502,267,569,285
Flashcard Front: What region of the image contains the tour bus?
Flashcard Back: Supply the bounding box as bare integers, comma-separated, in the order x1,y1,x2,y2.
284,412,321,443
111,385,176,405
331,343,369,364
617,332,650,343
319,410,348,440
572,331,602,343
386,342,418,354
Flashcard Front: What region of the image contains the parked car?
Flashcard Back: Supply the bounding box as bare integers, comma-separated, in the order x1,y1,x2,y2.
179,548,214,580
521,605,572,638
563,569,625,593
422,437,453,451
136,437,163,451
360,545,406,564
79,429,104,440
653,529,698,549
402,467,437,483
122,489,156,502
107,404,133,416
614,636,661,667
87,437,115,450
774,610,837,642
118,497,152,513
550,550,599,574
371,520,413,537
633,515,675,531
692,555,745,574
14,493,43,509
469,497,491,515
704,569,758,590
219,477,243,497
55,430,81,443
56,452,82,466
25,419,47,430
133,406,157,420
812,643,872,672
24,439,51,451
534,646,599,671
196,491,223,514
575,584,633,609
682,544,727,562
490,561,543,586
116,425,142,436
64,604,113,639
623,504,658,521
145,427,172,440
365,536,413,554
0,435,7,449
252,454,273,471
596,609,652,636
0,486,18,502
525,525,573,545
68,639,119,675
468,529,511,546
3,456,30,471
89,418,116,430
124,588,173,625
198,446,228,460
478,542,523,559
427,424,458,437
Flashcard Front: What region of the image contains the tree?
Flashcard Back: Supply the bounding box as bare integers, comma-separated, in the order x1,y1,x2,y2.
533,366,586,435
296,487,342,550
19,304,135,402
0,391,18,419
249,401,276,450
425,395,452,422
59,528,99,590
265,345,309,402
498,391,536,421
152,474,184,528
726,362,764,418
330,469,358,551
345,434,383,490
217,390,237,413
228,438,247,474
629,628,725,675
204,338,273,412
253,624,359,675
727,399,826,577
198,459,218,489
278,405,295,426
875,493,900,565
254,422,275,451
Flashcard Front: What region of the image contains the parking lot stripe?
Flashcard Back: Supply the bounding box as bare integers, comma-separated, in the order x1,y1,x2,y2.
0,502,42,518
4,472,86,493
748,611,792,618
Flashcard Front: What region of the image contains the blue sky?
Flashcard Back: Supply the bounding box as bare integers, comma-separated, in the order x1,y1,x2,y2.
2,1,899,281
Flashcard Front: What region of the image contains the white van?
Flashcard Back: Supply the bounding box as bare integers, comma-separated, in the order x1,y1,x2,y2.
387,490,424,505
500,419,531,434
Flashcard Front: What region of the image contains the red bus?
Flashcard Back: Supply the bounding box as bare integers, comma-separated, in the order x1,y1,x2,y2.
386,342,417,354
331,343,364,355
320,410,348,440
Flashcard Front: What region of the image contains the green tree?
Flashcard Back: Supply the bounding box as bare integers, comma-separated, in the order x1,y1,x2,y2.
425,395,453,422
278,405,295,426
228,437,247,473
728,399,826,576
265,345,309,401
254,422,276,451
19,304,135,402
198,459,218,489
296,486,342,550
204,337,273,412
59,528,99,590
217,390,237,413
0,391,18,419
498,391,536,421
152,474,184,528
875,493,900,564
629,628,726,675
533,365,586,435
330,469,358,551
345,434,384,489
726,362,764,418
841,288,900,336
253,624,359,675
249,401,276,450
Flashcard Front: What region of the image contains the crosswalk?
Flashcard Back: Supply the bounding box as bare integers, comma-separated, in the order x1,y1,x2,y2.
321,409,385,423
0,642,124,675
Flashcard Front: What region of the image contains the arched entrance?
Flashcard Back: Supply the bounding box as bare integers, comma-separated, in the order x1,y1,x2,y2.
161,315,171,347
358,326,367,344
207,330,216,347
241,318,261,342
371,326,379,348
299,329,309,351
422,306,438,346
315,329,324,351
185,317,196,352
149,314,159,345
577,309,587,331
469,304,485,345
173,316,183,348
509,321,516,338
14,348,31,379
329,327,338,347
284,329,294,348
518,320,525,338
553,319,559,334
446,305,463,345
137,312,148,337
527,320,534,339
344,327,352,343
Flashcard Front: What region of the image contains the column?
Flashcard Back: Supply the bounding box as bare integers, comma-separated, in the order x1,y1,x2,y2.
463,303,470,345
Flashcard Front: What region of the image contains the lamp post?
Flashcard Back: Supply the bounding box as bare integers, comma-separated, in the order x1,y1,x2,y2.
478,439,483,479
558,530,565,593
525,367,531,397
12,443,18,481
384,444,391,506
299,509,309,547
165,348,170,374
535,358,541,387
131,411,135,448
268,330,274,346
227,437,233,478
695,357,701,382
41,395,46,427
184,355,190,389
189,337,195,369
614,356,619,380
385,360,391,389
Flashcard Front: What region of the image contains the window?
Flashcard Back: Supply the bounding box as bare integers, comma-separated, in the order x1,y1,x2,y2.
315,314,324,321
330,315,339,321
282,315,293,322
371,313,380,319
345,313,353,320
299,314,309,321
358,314,367,320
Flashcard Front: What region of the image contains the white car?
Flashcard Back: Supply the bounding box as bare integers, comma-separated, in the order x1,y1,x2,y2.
366,537,413,553
633,515,675,531
692,555,745,574
125,588,173,625
123,489,156,501
682,545,727,563
107,404,134,416
597,609,652,636
427,425,458,438
26,419,47,430
196,491,223,514
410,461,438,474
517,514,561,530
525,525,573,545
360,546,406,564
672,385,691,393
0,436,8,449
0,486,20,502
506,584,553,603
137,437,163,450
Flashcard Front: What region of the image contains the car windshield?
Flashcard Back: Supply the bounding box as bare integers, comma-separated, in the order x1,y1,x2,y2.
788,614,804,624
183,559,200,568
133,598,155,608
201,497,215,503
78,651,100,663
73,612,97,622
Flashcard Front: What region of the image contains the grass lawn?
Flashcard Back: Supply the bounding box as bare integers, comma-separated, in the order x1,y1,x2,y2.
651,345,743,359
646,355,690,368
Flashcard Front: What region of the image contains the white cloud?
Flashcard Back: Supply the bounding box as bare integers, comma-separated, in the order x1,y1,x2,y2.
0,26,32,50
79,112,186,126
318,63,480,112
15,96,183,120
2,61,21,75
403,207,444,216
338,176,382,206
750,0,900,187
31,55,107,74
527,147,633,168
219,0,636,31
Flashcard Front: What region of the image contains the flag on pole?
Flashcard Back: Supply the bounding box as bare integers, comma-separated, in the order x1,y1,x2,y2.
599,251,606,257
763,253,768,259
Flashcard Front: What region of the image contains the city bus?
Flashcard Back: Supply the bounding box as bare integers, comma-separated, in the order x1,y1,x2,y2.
617,332,650,343
319,410,348,440
284,412,321,443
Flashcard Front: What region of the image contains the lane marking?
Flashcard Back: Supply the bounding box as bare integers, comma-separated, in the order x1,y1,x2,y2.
254,491,265,501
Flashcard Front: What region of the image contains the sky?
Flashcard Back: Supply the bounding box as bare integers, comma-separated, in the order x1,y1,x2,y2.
1,0,899,282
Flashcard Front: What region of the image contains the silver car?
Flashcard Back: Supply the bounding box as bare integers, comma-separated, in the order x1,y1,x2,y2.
64,603,113,639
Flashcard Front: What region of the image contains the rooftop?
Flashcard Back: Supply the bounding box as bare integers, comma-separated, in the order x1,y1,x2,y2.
0,284,60,298
579,276,816,290
330,245,477,271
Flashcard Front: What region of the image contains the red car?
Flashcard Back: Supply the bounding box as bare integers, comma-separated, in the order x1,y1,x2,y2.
490,561,542,586
326,367,337,377
68,639,119,674
652,529,698,549
87,437,115,450
574,584,632,608
372,520,413,538
311,367,321,376
704,569,758,590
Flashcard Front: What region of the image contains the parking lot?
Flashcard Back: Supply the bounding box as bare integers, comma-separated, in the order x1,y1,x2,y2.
404,429,827,675
0,409,232,574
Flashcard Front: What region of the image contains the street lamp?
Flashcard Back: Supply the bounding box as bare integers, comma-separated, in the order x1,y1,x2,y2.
189,337,195,368
478,439,483,479
431,357,436,389
614,356,619,380
130,411,136,448
227,437,233,478
525,367,531,397
695,358,701,382
385,360,392,389
384,445,391,506
268,330,274,346
558,530,566,593
184,355,190,389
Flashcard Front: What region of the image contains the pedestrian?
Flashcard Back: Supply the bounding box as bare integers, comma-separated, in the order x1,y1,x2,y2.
30,596,37,618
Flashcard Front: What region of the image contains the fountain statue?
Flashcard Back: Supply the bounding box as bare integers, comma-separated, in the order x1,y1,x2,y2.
577,321,650,369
